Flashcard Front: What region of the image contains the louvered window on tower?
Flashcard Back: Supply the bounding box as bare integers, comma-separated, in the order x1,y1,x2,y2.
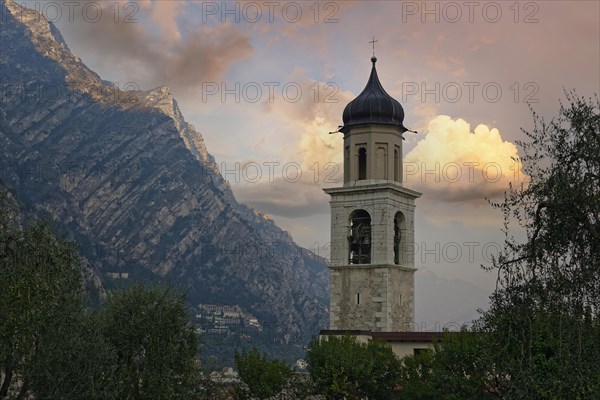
358,147,367,180
394,147,400,182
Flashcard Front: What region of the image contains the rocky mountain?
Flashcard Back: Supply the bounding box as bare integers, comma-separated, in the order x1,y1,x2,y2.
0,0,328,343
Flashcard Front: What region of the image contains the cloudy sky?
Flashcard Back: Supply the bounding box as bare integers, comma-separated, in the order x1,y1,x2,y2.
32,1,599,304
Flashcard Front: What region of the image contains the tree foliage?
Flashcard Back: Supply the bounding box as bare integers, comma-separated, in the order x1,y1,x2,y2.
0,196,202,399
487,91,599,319
398,93,600,399
480,92,600,398
234,347,294,399
27,311,119,399
99,284,200,400
398,329,497,400
306,335,402,400
0,198,106,399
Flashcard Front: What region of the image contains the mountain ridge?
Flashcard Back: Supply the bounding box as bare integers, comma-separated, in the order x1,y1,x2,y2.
0,0,328,344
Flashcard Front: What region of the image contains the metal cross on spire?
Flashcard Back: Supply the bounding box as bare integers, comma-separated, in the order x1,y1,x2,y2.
369,36,378,57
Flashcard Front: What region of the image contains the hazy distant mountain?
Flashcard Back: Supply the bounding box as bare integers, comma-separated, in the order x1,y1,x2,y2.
0,0,328,344
415,267,490,330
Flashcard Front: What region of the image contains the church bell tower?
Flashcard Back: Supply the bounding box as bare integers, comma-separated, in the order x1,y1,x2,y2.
324,56,421,332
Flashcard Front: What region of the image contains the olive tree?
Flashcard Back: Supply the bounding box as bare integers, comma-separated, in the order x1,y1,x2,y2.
306,335,402,400
480,92,600,398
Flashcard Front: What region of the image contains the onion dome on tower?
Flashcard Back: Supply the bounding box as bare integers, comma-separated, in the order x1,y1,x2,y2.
340,56,407,134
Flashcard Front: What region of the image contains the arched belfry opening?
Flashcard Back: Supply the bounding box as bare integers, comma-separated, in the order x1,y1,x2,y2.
394,211,405,265
358,147,367,180
348,209,371,264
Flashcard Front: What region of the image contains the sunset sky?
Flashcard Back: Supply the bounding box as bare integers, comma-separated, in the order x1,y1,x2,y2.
31,0,600,298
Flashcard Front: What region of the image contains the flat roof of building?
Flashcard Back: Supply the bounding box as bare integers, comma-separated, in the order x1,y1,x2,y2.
320,330,446,342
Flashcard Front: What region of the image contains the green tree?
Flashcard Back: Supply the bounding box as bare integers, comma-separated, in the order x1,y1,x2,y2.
306,335,402,400
398,93,600,400
99,284,200,400
0,193,207,399
234,347,293,399
397,348,436,400
480,92,600,398
0,195,117,399
27,311,119,399
398,329,497,400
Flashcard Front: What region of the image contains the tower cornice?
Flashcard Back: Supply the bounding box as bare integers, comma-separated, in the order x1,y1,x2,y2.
328,263,417,272
324,182,422,200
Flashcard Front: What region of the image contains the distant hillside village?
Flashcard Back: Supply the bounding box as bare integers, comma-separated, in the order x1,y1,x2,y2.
194,304,309,371
195,304,262,336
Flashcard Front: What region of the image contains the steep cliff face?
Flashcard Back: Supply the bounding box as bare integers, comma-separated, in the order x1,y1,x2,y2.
0,0,328,342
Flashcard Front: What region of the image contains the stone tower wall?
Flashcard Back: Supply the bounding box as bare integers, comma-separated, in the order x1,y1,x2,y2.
325,183,420,332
